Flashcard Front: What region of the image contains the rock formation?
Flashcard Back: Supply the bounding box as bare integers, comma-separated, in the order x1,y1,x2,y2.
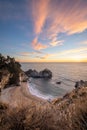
25,69,52,79
75,80,87,88
39,69,52,78
0,69,11,91
0,54,23,90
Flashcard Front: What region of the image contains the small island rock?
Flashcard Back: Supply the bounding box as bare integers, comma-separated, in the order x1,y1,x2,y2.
25,69,52,79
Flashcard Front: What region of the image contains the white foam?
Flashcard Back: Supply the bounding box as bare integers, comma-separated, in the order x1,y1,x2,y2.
27,82,54,100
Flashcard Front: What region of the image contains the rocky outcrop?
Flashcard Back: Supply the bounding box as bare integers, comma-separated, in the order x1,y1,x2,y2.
25,69,39,78
0,70,11,91
21,72,29,82
75,80,87,88
56,81,61,84
39,69,52,78
25,69,52,79
0,54,23,89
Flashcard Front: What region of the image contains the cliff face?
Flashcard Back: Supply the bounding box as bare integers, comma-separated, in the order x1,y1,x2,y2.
0,54,23,90
0,70,11,91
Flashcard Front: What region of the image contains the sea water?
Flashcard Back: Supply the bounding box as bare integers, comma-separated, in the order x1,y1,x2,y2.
21,62,87,99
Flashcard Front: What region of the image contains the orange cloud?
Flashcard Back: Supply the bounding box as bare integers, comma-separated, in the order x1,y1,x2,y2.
17,47,87,62
31,0,87,50
50,40,64,47
32,0,49,35
47,0,87,39
32,37,48,50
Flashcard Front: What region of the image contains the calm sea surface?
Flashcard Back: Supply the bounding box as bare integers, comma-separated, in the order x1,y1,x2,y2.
21,62,87,100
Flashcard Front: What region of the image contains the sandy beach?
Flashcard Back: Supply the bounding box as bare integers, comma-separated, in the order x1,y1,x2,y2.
0,82,48,108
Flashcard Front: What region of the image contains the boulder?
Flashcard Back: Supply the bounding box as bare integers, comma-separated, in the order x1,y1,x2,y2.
75,80,87,89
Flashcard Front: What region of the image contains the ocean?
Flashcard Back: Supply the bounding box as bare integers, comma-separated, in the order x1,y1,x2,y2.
21,62,87,100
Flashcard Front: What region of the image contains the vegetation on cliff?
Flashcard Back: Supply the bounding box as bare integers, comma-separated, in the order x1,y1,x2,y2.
0,54,22,88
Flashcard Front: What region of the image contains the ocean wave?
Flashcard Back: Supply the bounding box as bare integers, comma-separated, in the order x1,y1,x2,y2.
27,82,54,100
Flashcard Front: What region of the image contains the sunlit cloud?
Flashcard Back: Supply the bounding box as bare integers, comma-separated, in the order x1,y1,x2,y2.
45,0,87,43
17,46,87,62
32,0,50,35
50,47,87,58
31,0,87,51
19,51,46,57
50,40,64,47
19,52,31,56
32,37,48,50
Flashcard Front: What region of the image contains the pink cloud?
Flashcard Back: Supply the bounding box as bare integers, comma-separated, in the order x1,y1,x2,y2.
50,40,64,47
46,0,87,38
32,0,50,35
32,37,48,50
31,0,87,49
32,0,87,45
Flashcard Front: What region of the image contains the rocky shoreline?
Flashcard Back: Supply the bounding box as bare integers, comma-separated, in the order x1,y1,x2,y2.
0,54,87,130
0,80,87,130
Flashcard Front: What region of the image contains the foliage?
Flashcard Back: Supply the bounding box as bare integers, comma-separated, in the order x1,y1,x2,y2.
0,53,22,85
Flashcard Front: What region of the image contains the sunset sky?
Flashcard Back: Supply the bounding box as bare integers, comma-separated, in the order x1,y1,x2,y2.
0,0,87,62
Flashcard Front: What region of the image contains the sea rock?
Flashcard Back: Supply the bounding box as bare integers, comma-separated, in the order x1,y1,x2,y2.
25,69,52,79
56,81,61,85
25,69,39,78
39,69,52,79
75,80,87,89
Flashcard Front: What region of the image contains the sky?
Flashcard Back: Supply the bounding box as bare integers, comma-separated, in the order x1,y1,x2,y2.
0,0,87,62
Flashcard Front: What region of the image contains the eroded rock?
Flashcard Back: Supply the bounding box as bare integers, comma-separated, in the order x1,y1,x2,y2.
75,80,87,88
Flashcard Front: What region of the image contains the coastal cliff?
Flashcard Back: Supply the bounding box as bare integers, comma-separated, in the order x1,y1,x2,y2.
0,83,87,130
0,70,10,90
0,54,23,91
0,54,87,130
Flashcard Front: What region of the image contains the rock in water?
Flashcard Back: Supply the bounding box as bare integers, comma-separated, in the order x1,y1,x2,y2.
56,81,61,85
25,69,39,78
75,80,87,88
39,69,52,79
25,69,52,79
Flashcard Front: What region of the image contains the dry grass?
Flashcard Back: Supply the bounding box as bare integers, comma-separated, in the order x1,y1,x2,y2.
0,87,87,130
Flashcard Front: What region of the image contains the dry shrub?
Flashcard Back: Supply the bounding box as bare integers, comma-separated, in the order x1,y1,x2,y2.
71,97,87,130
0,87,87,130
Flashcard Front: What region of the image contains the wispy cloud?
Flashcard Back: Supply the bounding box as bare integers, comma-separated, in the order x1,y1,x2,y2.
47,0,87,36
31,0,87,50
53,47,87,57
32,0,50,35
50,40,64,47
17,46,87,62
32,37,48,50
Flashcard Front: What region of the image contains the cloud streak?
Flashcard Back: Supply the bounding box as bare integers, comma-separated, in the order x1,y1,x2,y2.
32,37,48,50
32,0,50,35
31,0,87,50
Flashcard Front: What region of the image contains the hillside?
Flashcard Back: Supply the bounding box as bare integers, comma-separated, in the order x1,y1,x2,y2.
0,85,87,130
